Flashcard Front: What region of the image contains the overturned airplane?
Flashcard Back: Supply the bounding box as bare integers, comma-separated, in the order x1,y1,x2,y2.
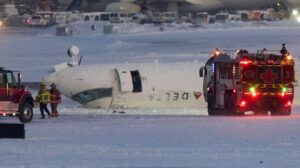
43,46,206,111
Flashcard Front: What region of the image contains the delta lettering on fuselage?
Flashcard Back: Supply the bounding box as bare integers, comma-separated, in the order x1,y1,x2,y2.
166,92,189,101
149,91,202,101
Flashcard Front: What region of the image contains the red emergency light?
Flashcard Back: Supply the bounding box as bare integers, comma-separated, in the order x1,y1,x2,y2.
240,100,247,107
240,59,252,65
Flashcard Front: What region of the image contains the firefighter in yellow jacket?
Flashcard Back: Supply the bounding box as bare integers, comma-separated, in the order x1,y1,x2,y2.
35,82,51,119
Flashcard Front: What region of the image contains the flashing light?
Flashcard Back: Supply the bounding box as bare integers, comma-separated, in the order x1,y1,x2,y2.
249,87,255,93
240,100,247,107
297,16,300,23
213,48,222,56
247,86,258,97
286,55,293,60
287,101,292,106
281,87,287,97
240,60,252,65
282,87,287,92
292,9,299,16
233,64,236,76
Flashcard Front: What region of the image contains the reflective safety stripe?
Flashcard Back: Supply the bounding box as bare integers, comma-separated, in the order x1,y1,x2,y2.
40,90,51,103
261,92,278,96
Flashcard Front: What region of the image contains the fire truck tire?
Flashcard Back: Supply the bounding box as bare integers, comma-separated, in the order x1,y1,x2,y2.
207,93,215,115
271,108,291,116
224,93,236,115
254,110,268,116
18,103,33,123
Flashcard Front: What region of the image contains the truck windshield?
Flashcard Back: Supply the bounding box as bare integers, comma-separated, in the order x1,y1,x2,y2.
0,73,4,86
6,72,17,86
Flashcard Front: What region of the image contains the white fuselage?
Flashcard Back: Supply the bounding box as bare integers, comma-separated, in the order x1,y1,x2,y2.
180,0,278,12
44,62,207,111
50,0,300,13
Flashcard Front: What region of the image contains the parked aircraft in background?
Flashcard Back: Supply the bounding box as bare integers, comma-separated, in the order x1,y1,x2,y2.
24,0,300,13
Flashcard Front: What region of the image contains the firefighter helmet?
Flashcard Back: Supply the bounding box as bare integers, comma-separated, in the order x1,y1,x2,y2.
40,82,46,87
51,83,57,87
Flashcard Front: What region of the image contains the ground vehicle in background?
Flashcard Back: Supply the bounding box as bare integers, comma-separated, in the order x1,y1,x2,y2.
215,12,229,23
200,48,295,116
195,12,209,24
152,12,177,24
25,15,50,27
228,12,241,21
0,68,34,123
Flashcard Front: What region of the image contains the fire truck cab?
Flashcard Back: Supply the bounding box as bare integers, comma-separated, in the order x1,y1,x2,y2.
0,68,34,123
200,48,295,116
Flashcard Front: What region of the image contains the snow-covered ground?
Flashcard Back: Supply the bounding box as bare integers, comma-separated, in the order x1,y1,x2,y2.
1,21,300,167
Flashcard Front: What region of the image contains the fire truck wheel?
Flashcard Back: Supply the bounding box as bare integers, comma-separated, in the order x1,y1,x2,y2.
271,108,291,116
254,110,268,116
207,93,215,115
224,93,236,115
19,103,33,123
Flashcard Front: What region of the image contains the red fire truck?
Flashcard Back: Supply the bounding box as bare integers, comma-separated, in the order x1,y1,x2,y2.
200,48,295,116
0,68,34,123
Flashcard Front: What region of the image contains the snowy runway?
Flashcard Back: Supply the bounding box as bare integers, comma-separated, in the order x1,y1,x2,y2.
1,113,300,167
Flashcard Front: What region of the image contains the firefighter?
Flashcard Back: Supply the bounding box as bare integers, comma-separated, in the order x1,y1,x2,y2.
50,83,61,117
35,82,51,119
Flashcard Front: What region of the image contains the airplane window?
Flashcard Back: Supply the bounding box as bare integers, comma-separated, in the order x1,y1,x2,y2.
131,70,142,92
72,88,112,105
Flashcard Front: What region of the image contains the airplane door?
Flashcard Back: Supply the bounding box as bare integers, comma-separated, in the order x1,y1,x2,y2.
117,70,142,93
117,70,134,92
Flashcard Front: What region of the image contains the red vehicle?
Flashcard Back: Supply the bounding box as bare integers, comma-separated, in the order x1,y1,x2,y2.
0,68,34,123
200,48,295,116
